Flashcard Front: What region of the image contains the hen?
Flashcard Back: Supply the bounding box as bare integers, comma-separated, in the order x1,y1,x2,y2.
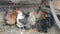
5,8,18,25
45,12,54,28
36,10,48,32
25,10,36,29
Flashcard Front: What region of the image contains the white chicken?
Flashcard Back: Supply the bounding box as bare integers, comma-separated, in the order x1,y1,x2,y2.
16,9,25,28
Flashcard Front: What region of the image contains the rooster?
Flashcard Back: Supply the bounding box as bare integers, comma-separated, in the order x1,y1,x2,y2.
16,9,25,28
16,9,32,29
5,8,18,25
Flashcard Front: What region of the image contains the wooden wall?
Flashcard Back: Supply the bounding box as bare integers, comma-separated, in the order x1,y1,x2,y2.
2,0,42,4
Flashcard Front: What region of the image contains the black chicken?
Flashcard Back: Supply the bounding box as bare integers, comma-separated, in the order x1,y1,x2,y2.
36,10,48,32
36,19,48,32
45,12,54,28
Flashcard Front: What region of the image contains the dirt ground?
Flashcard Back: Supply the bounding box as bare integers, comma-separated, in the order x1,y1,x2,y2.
0,23,60,34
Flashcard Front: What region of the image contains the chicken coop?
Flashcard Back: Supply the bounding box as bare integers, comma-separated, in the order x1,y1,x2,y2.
0,0,60,34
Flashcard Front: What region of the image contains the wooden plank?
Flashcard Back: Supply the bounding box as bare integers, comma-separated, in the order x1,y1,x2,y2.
53,0,60,10
49,1,60,28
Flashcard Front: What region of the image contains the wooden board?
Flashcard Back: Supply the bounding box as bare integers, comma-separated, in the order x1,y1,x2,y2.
49,1,60,28
53,0,60,10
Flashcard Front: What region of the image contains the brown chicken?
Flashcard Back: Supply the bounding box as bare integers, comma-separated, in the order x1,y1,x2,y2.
5,8,18,25
38,10,45,20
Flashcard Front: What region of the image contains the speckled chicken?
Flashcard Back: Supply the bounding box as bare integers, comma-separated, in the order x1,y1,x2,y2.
25,10,36,29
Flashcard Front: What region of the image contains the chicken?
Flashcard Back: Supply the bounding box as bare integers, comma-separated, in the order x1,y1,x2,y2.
45,12,54,28
38,10,45,20
16,10,25,28
36,10,48,32
5,8,18,25
28,10,36,26
16,9,31,29
25,10,36,29
24,10,36,32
